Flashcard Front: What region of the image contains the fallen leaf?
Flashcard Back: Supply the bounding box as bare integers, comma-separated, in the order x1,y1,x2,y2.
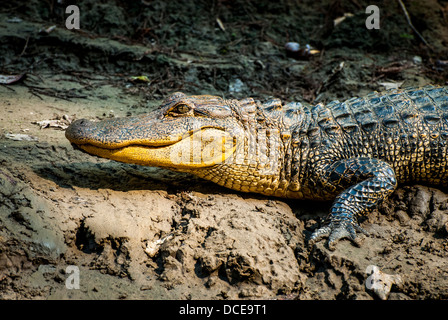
6,17,22,23
32,114,74,130
0,73,26,85
4,133,38,141
144,234,173,257
216,18,226,32
128,75,151,83
378,81,404,90
39,25,57,35
334,13,354,26
365,265,403,300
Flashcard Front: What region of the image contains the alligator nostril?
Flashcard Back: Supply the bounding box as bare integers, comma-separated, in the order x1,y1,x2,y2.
71,118,91,128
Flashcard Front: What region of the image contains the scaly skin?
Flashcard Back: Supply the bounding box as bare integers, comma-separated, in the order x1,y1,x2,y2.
65,86,448,250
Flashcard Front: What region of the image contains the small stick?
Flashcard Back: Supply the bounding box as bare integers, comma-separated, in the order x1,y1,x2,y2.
19,36,30,57
0,84,16,92
396,0,432,49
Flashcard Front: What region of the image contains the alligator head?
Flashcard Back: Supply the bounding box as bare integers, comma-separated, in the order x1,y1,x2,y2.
66,92,308,197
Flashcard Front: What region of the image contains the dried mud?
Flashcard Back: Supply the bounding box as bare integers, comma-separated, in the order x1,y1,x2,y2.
0,0,447,300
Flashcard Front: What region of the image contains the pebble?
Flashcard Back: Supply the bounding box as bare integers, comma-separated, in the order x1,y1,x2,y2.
413,56,422,65
229,78,244,93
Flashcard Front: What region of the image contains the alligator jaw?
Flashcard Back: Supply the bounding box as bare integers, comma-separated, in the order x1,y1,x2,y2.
70,127,237,169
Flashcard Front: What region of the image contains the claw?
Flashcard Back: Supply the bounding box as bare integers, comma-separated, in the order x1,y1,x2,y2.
308,226,331,245
309,220,369,250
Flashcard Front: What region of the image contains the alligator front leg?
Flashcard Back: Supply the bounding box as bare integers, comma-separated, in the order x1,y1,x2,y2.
309,158,397,250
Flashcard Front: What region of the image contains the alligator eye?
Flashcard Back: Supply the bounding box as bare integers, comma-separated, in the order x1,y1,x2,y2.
175,104,190,114
168,104,191,116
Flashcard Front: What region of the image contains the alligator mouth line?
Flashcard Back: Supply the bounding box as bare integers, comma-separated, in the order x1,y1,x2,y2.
74,140,176,151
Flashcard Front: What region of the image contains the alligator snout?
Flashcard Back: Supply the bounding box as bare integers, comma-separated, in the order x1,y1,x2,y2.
65,118,95,145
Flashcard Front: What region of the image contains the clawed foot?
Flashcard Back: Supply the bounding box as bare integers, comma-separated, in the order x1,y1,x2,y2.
309,220,369,250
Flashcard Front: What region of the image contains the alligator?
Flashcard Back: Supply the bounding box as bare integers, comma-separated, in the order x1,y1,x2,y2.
65,86,448,250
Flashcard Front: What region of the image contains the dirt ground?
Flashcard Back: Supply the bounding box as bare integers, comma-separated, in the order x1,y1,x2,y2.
0,0,448,300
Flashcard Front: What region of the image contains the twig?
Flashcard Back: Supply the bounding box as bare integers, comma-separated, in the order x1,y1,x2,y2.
397,0,432,50
29,89,44,100
0,84,16,92
19,36,30,57
24,84,87,101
